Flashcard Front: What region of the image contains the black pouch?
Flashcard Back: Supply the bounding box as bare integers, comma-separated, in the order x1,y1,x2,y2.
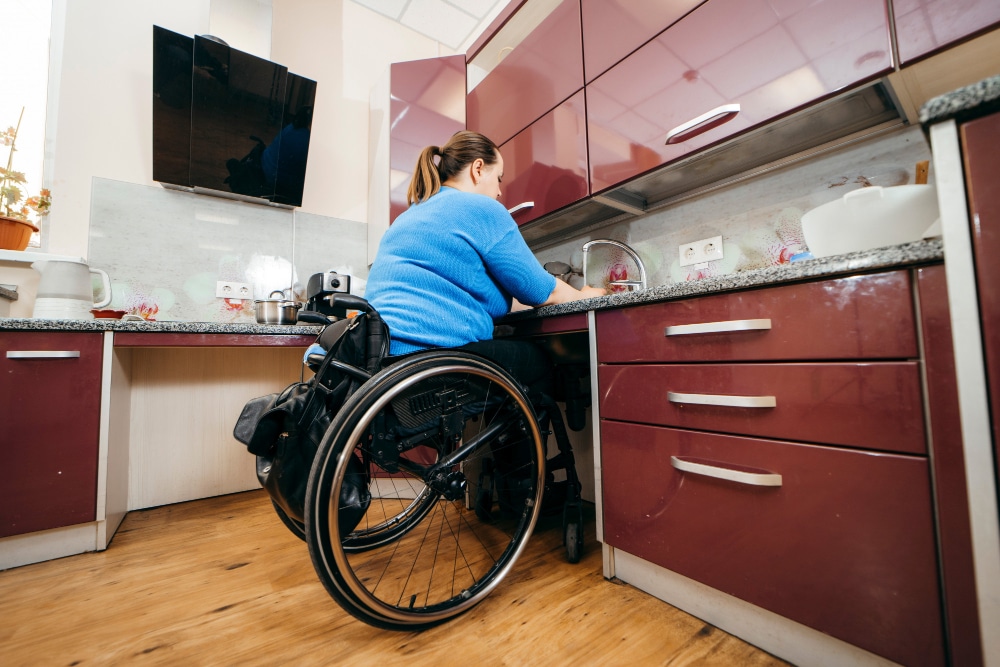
233,314,381,526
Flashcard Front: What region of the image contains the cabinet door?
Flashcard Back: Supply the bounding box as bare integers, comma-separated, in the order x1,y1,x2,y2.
581,0,704,83
0,332,103,537
961,111,1000,494
389,55,466,224
893,0,1000,64
586,0,892,193
467,0,583,147
600,421,945,667
499,90,589,226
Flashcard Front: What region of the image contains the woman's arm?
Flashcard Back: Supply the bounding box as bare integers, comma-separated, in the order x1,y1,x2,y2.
539,279,606,307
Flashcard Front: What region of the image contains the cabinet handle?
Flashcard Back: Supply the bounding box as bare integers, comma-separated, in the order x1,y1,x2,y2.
671,456,782,487
6,350,82,359
667,391,776,408
665,103,741,145
507,201,534,215
664,318,771,336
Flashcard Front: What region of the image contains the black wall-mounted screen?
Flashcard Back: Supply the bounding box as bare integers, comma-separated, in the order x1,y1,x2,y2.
152,25,316,207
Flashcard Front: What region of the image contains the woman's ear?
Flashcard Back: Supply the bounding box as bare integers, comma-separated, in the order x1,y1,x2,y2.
469,158,485,184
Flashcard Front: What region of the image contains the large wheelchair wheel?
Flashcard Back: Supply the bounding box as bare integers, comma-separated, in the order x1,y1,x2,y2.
305,350,545,630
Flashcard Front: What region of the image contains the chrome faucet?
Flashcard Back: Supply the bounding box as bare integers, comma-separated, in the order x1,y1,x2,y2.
581,239,647,291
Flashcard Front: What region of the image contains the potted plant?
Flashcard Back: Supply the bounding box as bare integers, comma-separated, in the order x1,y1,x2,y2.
1,107,51,251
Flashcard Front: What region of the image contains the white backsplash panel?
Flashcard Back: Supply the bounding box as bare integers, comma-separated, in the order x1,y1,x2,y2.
535,125,934,290
89,179,367,322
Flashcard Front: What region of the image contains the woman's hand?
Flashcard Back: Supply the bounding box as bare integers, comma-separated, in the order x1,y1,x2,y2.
540,279,608,307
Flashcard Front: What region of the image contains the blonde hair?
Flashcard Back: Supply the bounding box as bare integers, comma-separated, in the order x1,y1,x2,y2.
407,130,500,205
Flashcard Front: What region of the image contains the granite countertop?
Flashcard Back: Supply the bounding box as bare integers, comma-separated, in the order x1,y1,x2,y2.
504,237,944,323
0,316,323,335
920,73,1000,127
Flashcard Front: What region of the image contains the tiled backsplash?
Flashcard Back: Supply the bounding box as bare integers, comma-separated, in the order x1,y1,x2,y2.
534,125,935,290
89,178,368,323
86,124,932,323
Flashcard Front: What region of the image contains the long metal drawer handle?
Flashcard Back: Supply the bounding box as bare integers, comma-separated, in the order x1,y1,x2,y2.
667,391,776,408
665,103,741,145
507,201,534,215
665,318,771,336
671,456,782,487
6,350,82,359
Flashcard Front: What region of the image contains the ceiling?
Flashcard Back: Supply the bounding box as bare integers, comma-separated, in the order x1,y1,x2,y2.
349,0,510,51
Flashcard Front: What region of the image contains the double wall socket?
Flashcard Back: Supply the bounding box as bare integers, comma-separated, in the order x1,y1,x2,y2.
679,235,724,267
216,281,252,299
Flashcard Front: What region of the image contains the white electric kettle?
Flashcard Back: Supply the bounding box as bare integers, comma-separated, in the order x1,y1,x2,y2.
31,260,112,320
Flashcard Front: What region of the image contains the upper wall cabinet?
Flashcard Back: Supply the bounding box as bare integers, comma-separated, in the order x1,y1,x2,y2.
368,55,466,263
581,0,705,83
586,0,893,194
499,90,589,227
893,0,1000,65
467,0,584,147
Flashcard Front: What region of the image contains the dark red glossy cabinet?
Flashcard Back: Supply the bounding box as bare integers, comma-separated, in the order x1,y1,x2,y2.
0,332,103,537
601,421,945,667
893,0,1000,64
595,267,969,665
581,0,704,83
499,91,589,226
586,0,893,193
388,55,466,224
962,111,1000,497
467,0,584,147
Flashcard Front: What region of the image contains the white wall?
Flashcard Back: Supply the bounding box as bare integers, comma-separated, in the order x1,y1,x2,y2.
40,0,457,261
270,1,457,224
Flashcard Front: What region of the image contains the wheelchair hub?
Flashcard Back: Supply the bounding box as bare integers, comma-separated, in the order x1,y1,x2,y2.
428,469,467,501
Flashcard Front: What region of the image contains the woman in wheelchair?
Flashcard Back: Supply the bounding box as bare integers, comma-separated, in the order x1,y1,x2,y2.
264,131,605,630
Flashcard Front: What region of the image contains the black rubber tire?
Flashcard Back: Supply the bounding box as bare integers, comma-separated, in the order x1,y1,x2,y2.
304,351,545,630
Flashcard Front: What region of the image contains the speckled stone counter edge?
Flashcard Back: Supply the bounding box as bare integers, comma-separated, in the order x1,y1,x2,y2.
920,73,1000,127
0,317,323,334
503,237,944,323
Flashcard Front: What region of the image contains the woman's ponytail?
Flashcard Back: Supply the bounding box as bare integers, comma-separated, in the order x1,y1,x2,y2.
407,145,442,205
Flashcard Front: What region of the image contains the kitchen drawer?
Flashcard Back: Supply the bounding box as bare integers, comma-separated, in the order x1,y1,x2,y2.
596,271,917,363
586,0,892,192
600,421,945,667
0,331,103,537
598,361,925,454
500,90,589,226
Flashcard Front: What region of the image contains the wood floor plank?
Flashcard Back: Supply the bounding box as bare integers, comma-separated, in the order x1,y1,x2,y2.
0,490,790,666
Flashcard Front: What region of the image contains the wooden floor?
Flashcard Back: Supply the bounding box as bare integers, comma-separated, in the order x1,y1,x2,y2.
0,490,789,666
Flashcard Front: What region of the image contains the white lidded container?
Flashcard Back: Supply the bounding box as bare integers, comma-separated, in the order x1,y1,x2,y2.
800,185,940,258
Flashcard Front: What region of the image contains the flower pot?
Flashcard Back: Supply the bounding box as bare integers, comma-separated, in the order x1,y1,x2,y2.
0,215,39,251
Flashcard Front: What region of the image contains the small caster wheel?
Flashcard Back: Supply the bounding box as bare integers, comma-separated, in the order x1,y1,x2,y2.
563,502,583,564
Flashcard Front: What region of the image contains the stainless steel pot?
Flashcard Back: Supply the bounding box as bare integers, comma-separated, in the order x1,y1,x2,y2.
254,290,301,324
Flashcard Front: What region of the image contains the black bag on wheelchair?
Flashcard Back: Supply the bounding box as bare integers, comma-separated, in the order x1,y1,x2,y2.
233,306,388,530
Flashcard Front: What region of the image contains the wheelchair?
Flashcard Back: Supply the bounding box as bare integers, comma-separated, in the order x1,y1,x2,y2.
260,295,586,630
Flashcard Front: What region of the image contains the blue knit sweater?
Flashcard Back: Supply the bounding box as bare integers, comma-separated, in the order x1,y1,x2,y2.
366,187,557,355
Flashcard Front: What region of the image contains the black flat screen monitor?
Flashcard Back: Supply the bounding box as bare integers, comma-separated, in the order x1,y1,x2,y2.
152,26,316,207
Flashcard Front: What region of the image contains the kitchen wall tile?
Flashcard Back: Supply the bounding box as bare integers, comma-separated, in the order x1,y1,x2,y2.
89,178,367,322
534,125,934,290
292,210,369,299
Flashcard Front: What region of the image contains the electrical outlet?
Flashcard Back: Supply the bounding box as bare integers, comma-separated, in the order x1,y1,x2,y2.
679,235,724,267
216,281,252,299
